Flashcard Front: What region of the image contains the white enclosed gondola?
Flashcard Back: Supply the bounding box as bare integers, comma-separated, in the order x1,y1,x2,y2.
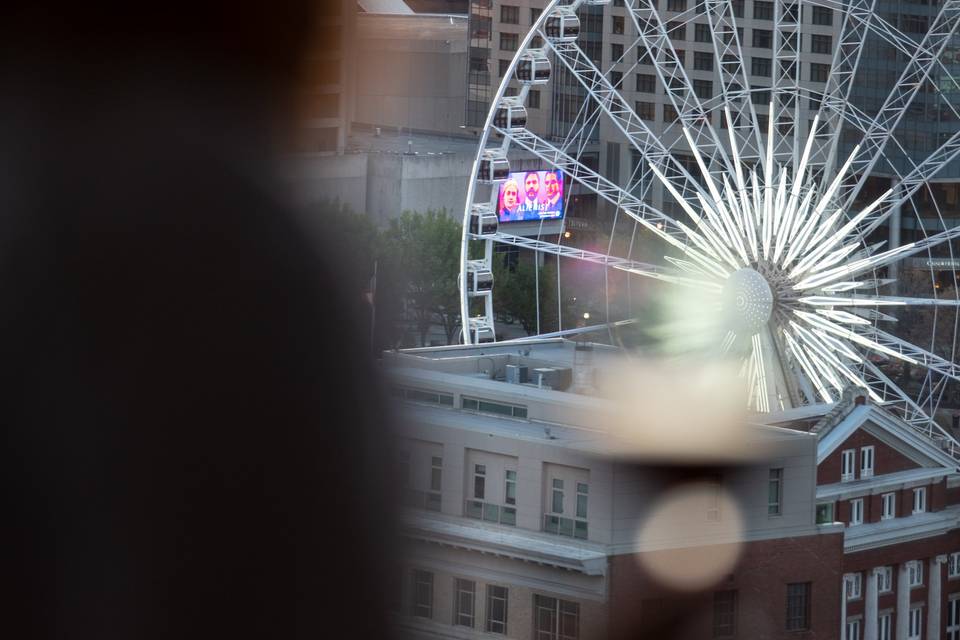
515,49,551,85
468,203,499,236
477,149,510,183
493,97,528,132
466,269,494,294
544,9,579,42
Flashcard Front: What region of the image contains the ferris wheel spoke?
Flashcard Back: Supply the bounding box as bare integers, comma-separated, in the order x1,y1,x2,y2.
498,126,731,277
854,128,960,238
480,231,720,291
798,295,960,308
543,39,708,200
705,0,766,170
771,0,802,169
793,221,960,290
808,0,876,185
626,0,737,180
798,309,960,382
838,0,960,212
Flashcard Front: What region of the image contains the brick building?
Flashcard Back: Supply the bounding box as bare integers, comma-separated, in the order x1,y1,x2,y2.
765,395,960,640
385,340,960,640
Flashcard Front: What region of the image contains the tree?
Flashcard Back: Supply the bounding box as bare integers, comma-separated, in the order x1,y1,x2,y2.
492,255,561,335
381,209,462,346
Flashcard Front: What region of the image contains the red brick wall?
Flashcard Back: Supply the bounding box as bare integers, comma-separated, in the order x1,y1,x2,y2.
609,532,844,640
817,430,920,485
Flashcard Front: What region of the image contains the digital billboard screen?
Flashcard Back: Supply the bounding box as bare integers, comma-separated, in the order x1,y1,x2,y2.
497,169,564,223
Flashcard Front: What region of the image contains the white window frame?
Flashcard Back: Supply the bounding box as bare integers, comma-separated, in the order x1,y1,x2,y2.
881,492,896,520
879,611,893,640
950,552,960,579
860,446,875,477
850,498,864,526
908,605,923,639
844,573,862,600
846,616,862,640
908,561,923,588
877,566,893,593
948,596,960,640
841,449,856,481
913,487,927,514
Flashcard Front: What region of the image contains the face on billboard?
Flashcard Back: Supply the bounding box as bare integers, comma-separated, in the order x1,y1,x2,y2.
497,170,564,223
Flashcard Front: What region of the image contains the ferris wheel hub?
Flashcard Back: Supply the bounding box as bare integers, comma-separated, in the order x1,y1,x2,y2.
722,268,774,335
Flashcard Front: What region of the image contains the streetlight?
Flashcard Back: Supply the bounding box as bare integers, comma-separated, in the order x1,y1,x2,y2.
583,312,590,320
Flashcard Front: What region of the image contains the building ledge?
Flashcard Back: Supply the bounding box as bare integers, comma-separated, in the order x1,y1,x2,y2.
842,505,960,553
400,509,609,575
817,467,953,501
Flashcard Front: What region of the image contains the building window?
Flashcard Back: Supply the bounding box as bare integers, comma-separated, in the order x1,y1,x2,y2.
752,29,772,49
673,49,686,66
860,446,874,478
529,89,541,109
768,468,783,516
753,1,773,20
846,618,861,640
663,104,679,123
752,57,772,77
576,482,588,518
752,88,771,105
552,478,564,513
850,498,863,526
636,73,656,93
908,561,923,588
948,597,960,640
610,43,624,63
461,396,527,419
500,5,519,24
713,590,737,638
499,59,511,77
950,552,960,578
454,579,476,627
412,570,433,619
667,0,687,10
505,470,517,505
877,566,893,593
610,70,623,89
694,51,714,71
530,7,542,23
486,585,508,634
694,79,713,99
395,387,455,406
612,15,624,34
428,456,442,511
695,23,711,42
732,0,744,18
841,449,856,481
466,463,516,525
881,492,896,520
812,6,833,25
816,502,834,524
913,487,927,513
810,62,830,83
534,595,580,640
500,33,518,51
786,582,811,631
810,34,832,54
845,573,862,600
879,612,893,640
909,606,923,639
667,21,686,41
474,464,486,500
636,101,656,121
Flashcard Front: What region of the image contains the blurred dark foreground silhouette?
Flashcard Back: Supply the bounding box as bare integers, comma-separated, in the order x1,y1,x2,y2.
1,2,396,638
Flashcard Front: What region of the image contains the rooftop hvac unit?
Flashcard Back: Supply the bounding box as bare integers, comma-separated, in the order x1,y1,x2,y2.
505,364,529,384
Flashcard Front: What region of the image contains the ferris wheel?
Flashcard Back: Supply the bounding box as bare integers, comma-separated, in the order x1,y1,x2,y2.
459,0,960,451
